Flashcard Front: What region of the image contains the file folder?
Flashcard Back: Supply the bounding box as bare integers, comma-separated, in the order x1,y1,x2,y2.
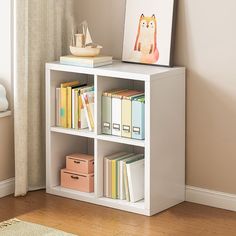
112,90,140,136
132,96,145,140
122,93,144,138
102,89,127,135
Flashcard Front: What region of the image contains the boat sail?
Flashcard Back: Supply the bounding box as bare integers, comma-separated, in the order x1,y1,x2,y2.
70,21,102,56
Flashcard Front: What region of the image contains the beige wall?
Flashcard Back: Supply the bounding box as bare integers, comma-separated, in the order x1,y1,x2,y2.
0,1,14,181
76,0,236,194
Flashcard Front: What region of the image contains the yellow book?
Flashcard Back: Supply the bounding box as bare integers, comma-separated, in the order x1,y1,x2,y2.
60,81,80,88
60,81,80,128
67,87,72,128
60,87,67,128
111,160,116,199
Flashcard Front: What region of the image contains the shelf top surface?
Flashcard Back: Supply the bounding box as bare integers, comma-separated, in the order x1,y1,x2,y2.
46,60,185,81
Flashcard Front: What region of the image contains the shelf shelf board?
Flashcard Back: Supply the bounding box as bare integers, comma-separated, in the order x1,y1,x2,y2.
50,126,95,139
97,134,145,147
98,197,145,210
0,110,12,118
50,186,96,200
48,186,147,215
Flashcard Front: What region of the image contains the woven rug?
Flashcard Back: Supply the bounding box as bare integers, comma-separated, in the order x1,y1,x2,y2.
0,219,76,236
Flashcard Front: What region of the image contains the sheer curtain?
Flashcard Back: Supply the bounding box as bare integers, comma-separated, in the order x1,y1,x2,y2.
14,0,75,196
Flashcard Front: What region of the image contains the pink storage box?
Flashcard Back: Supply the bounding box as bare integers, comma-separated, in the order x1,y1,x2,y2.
66,153,94,174
61,169,94,193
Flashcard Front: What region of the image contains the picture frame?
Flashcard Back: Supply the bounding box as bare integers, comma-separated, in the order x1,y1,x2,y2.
122,0,177,67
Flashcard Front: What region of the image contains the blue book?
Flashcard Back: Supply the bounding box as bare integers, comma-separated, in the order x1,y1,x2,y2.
132,96,145,140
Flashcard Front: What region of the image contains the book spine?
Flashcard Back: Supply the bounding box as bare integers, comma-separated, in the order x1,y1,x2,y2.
60,88,67,128
79,95,88,129
111,160,117,199
74,90,79,129
83,93,94,130
104,158,108,197
72,89,75,129
81,94,92,131
67,87,72,128
124,162,130,201
56,88,61,127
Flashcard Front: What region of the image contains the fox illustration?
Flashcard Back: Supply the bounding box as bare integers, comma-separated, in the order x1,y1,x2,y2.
134,14,159,63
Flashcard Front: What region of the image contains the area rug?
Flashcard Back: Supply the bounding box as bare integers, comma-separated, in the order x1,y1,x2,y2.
0,219,76,236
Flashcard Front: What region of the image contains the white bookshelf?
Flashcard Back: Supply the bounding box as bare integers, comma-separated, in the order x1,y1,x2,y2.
46,60,186,216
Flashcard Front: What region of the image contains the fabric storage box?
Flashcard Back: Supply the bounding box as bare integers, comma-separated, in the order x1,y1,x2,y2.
66,153,94,174
61,169,94,193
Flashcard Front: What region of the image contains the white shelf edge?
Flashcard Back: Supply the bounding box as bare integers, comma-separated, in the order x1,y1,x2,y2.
97,134,145,147
50,127,145,147
50,126,95,139
0,110,12,118
48,186,148,215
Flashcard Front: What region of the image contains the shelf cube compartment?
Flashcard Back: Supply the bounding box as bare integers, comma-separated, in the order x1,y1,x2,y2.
48,70,94,128
48,132,94,190
95,139,145,203
96,75,145,140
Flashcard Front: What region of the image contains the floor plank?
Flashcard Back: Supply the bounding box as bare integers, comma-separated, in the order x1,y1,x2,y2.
0,191,236,236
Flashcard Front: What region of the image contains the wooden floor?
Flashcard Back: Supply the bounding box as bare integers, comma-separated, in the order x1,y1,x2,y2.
0,191,236,236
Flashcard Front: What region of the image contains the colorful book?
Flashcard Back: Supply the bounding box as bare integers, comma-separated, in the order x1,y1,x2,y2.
56,88,61,127
60,81,80,128
60,87,67,128
81,91,94,131
121,92,144,138
80,86,94,130
132,96,145,140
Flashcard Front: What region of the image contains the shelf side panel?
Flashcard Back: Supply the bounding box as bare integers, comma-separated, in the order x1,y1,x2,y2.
148,71,186,215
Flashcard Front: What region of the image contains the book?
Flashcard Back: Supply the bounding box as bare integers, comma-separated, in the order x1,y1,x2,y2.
111,153,133,199
80,86,94,130
132,96,145,140
103,152,127,198
126,158,145,203
60,87,67,128
56,88,61,127
60,55,113,68
60,81,80,128
121,92,144,138
81,91,94,131
120,154,144,201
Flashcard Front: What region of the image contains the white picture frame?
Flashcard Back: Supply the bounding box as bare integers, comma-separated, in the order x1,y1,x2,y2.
122,0,177,67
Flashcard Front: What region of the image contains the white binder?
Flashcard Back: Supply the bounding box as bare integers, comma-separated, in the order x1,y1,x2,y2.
112,96,122,136
126,158,145,203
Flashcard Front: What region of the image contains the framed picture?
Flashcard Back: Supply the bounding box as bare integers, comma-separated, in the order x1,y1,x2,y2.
122,0,177,67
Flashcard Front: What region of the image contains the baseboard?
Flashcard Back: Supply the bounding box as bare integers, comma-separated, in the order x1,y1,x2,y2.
186,185,236,212
0,178,15,198
2,181,236,212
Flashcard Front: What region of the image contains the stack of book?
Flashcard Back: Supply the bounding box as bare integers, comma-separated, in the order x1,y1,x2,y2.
56,81,94,131
102,89,145,140
60,55,113,68
104,152,144,203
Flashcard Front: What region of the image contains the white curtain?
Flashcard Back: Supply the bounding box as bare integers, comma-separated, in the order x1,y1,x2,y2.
14,0,75,196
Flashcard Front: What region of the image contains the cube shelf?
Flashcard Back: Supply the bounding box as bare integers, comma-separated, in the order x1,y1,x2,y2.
46,60,186,216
